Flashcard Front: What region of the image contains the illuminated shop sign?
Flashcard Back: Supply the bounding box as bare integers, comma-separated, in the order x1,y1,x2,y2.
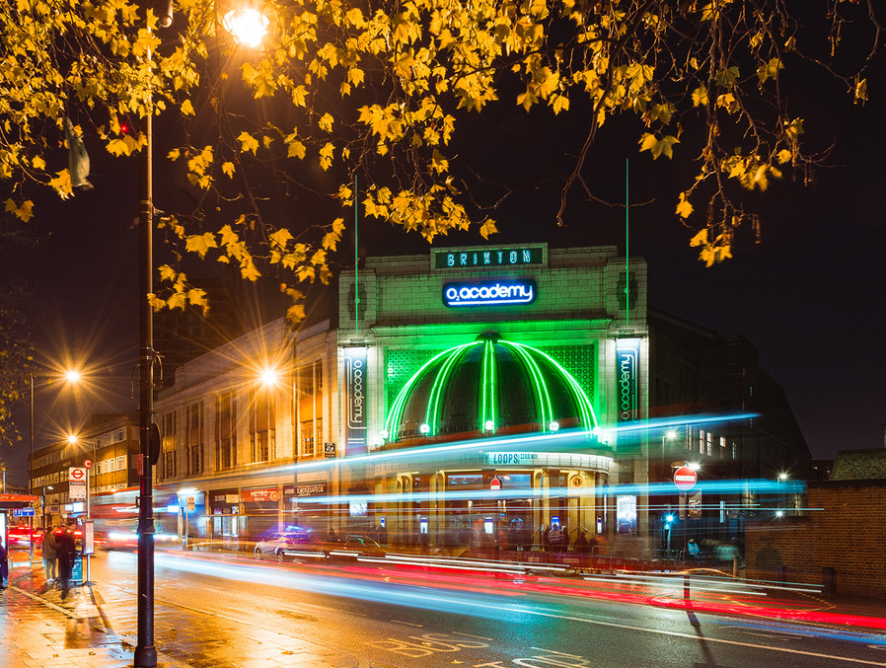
443,279,537,307
343,347,368,455
615,338,641,422
436,247,543,269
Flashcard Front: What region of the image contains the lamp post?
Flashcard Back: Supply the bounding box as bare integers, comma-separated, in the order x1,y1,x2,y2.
132,6,266,666
29,369,82,562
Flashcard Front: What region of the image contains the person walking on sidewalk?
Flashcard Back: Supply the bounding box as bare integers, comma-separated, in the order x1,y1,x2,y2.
0,537,9,588
43,526,59,583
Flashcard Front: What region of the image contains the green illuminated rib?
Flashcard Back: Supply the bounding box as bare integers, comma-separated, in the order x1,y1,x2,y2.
514,342,598,432
480,339,498,431
426,342,477,435
384,344,471,438
503,341,552,430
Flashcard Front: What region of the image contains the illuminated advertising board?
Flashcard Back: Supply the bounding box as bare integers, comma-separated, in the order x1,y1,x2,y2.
343,347,368,455
443,279,537,308
615,338,641,422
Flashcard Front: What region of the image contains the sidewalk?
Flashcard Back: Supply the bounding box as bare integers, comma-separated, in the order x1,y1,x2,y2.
0,560,360,668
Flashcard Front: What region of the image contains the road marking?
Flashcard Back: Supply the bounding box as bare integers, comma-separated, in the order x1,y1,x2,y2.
453,631,493,641
390,619,424,627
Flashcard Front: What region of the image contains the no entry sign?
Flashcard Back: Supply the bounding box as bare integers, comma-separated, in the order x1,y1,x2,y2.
673,466,697,491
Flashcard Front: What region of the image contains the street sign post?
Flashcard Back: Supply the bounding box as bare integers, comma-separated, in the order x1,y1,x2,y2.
674,466,697,491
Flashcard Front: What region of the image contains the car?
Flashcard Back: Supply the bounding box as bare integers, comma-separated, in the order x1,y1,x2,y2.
254,532,299,561
325,535,386,561
6,525,41,547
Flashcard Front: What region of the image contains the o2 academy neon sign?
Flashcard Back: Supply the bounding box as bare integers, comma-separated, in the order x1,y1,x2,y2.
443,279,537,307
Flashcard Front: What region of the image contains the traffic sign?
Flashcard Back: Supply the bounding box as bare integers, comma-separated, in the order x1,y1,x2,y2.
83,460,93,469
490,477,501,491
674,466,697,491
69,467,86,482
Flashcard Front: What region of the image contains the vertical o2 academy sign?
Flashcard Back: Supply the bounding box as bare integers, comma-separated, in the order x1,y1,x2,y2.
343,347,368,455
443,279,537,308
615,339,641,422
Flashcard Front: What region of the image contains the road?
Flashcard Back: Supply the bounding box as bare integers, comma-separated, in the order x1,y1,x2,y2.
87,549,886,668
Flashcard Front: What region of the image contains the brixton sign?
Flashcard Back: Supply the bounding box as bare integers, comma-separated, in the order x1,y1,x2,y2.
435,247,543,269
443,279,537,308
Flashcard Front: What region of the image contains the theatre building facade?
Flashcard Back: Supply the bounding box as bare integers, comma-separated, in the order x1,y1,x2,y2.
150,243,807,553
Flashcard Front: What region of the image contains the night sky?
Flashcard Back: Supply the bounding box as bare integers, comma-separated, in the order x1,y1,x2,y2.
2,18,885,488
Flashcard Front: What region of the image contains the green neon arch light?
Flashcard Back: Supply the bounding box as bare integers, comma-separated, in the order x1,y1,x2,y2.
384,337,598,442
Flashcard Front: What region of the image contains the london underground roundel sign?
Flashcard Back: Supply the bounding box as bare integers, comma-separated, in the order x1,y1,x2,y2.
673,466,697,491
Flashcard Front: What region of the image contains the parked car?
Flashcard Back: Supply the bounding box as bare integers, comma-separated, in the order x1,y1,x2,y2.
325,535,386,561
254,532,299,561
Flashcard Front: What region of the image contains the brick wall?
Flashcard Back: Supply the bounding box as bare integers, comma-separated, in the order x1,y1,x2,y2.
745,480,886,598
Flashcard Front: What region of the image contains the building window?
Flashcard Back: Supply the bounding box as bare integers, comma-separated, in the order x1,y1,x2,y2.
706,432,713,456
215,392,237,470
187,402,203,476
160,410,177,481
720,436,726,460
301,420,315,457
699,429,705,455
250,387,276,463
164,450,176,478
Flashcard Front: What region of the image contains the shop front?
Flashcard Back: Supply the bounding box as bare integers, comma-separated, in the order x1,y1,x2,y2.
208,488,242,551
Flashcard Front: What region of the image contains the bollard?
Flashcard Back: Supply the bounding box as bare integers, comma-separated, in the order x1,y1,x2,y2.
684,573,690,599
733,555,739,578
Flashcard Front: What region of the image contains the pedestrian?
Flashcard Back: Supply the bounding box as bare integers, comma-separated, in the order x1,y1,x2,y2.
574,530,589,554
0,538,8,589
56,525,77,587
687,538,700,558
43,526,59,583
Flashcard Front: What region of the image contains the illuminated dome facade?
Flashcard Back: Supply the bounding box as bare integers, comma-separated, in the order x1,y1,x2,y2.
384,335,597,444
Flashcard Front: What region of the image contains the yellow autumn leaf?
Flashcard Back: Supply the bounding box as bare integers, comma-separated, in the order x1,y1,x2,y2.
185,232,218,258
676,193,693,219
318,113,334,132
691,85,708,107
269,228,294,249
238,131,259,154
479,219,498,239
222,161,235,178
181,99,195,116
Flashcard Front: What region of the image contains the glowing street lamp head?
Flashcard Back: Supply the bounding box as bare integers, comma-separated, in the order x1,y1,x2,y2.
419,423,430,435
64,369,82,384
67,433,79,445
664,429,677,441
549,421,560,432
688,462,701,471
259,367,279,387
224,7,269,48
484,420,495,432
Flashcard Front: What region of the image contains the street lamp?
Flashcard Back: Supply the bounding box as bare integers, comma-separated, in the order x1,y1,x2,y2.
134,5,267,665
29,369,82,562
